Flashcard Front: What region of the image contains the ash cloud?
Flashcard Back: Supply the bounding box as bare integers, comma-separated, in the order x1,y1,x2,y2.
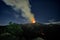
3,0,35,23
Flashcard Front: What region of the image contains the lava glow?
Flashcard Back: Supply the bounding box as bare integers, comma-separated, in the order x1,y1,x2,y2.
31,18,36,23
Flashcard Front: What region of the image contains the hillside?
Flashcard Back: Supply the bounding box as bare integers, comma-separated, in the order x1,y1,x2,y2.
0,23,60,40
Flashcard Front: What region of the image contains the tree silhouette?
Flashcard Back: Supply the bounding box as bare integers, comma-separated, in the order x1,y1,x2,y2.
6,22,23,36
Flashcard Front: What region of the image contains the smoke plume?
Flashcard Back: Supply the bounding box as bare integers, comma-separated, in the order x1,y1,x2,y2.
3,0,35,23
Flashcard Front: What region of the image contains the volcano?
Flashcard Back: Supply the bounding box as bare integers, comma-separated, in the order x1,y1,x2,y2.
0,22,60,40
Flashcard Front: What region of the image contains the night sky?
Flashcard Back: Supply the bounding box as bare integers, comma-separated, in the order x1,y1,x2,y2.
0,0,60,25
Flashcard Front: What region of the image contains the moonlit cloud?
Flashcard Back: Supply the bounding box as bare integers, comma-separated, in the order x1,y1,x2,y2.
14,14,20,18
43,21,60,25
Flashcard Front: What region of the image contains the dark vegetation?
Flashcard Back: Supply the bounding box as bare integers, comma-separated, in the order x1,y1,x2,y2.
0,22,60,40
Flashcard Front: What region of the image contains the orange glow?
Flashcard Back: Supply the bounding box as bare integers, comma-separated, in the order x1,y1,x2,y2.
31,18,36,23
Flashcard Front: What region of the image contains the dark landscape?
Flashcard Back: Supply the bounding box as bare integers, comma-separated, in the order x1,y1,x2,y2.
0,22,60,40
